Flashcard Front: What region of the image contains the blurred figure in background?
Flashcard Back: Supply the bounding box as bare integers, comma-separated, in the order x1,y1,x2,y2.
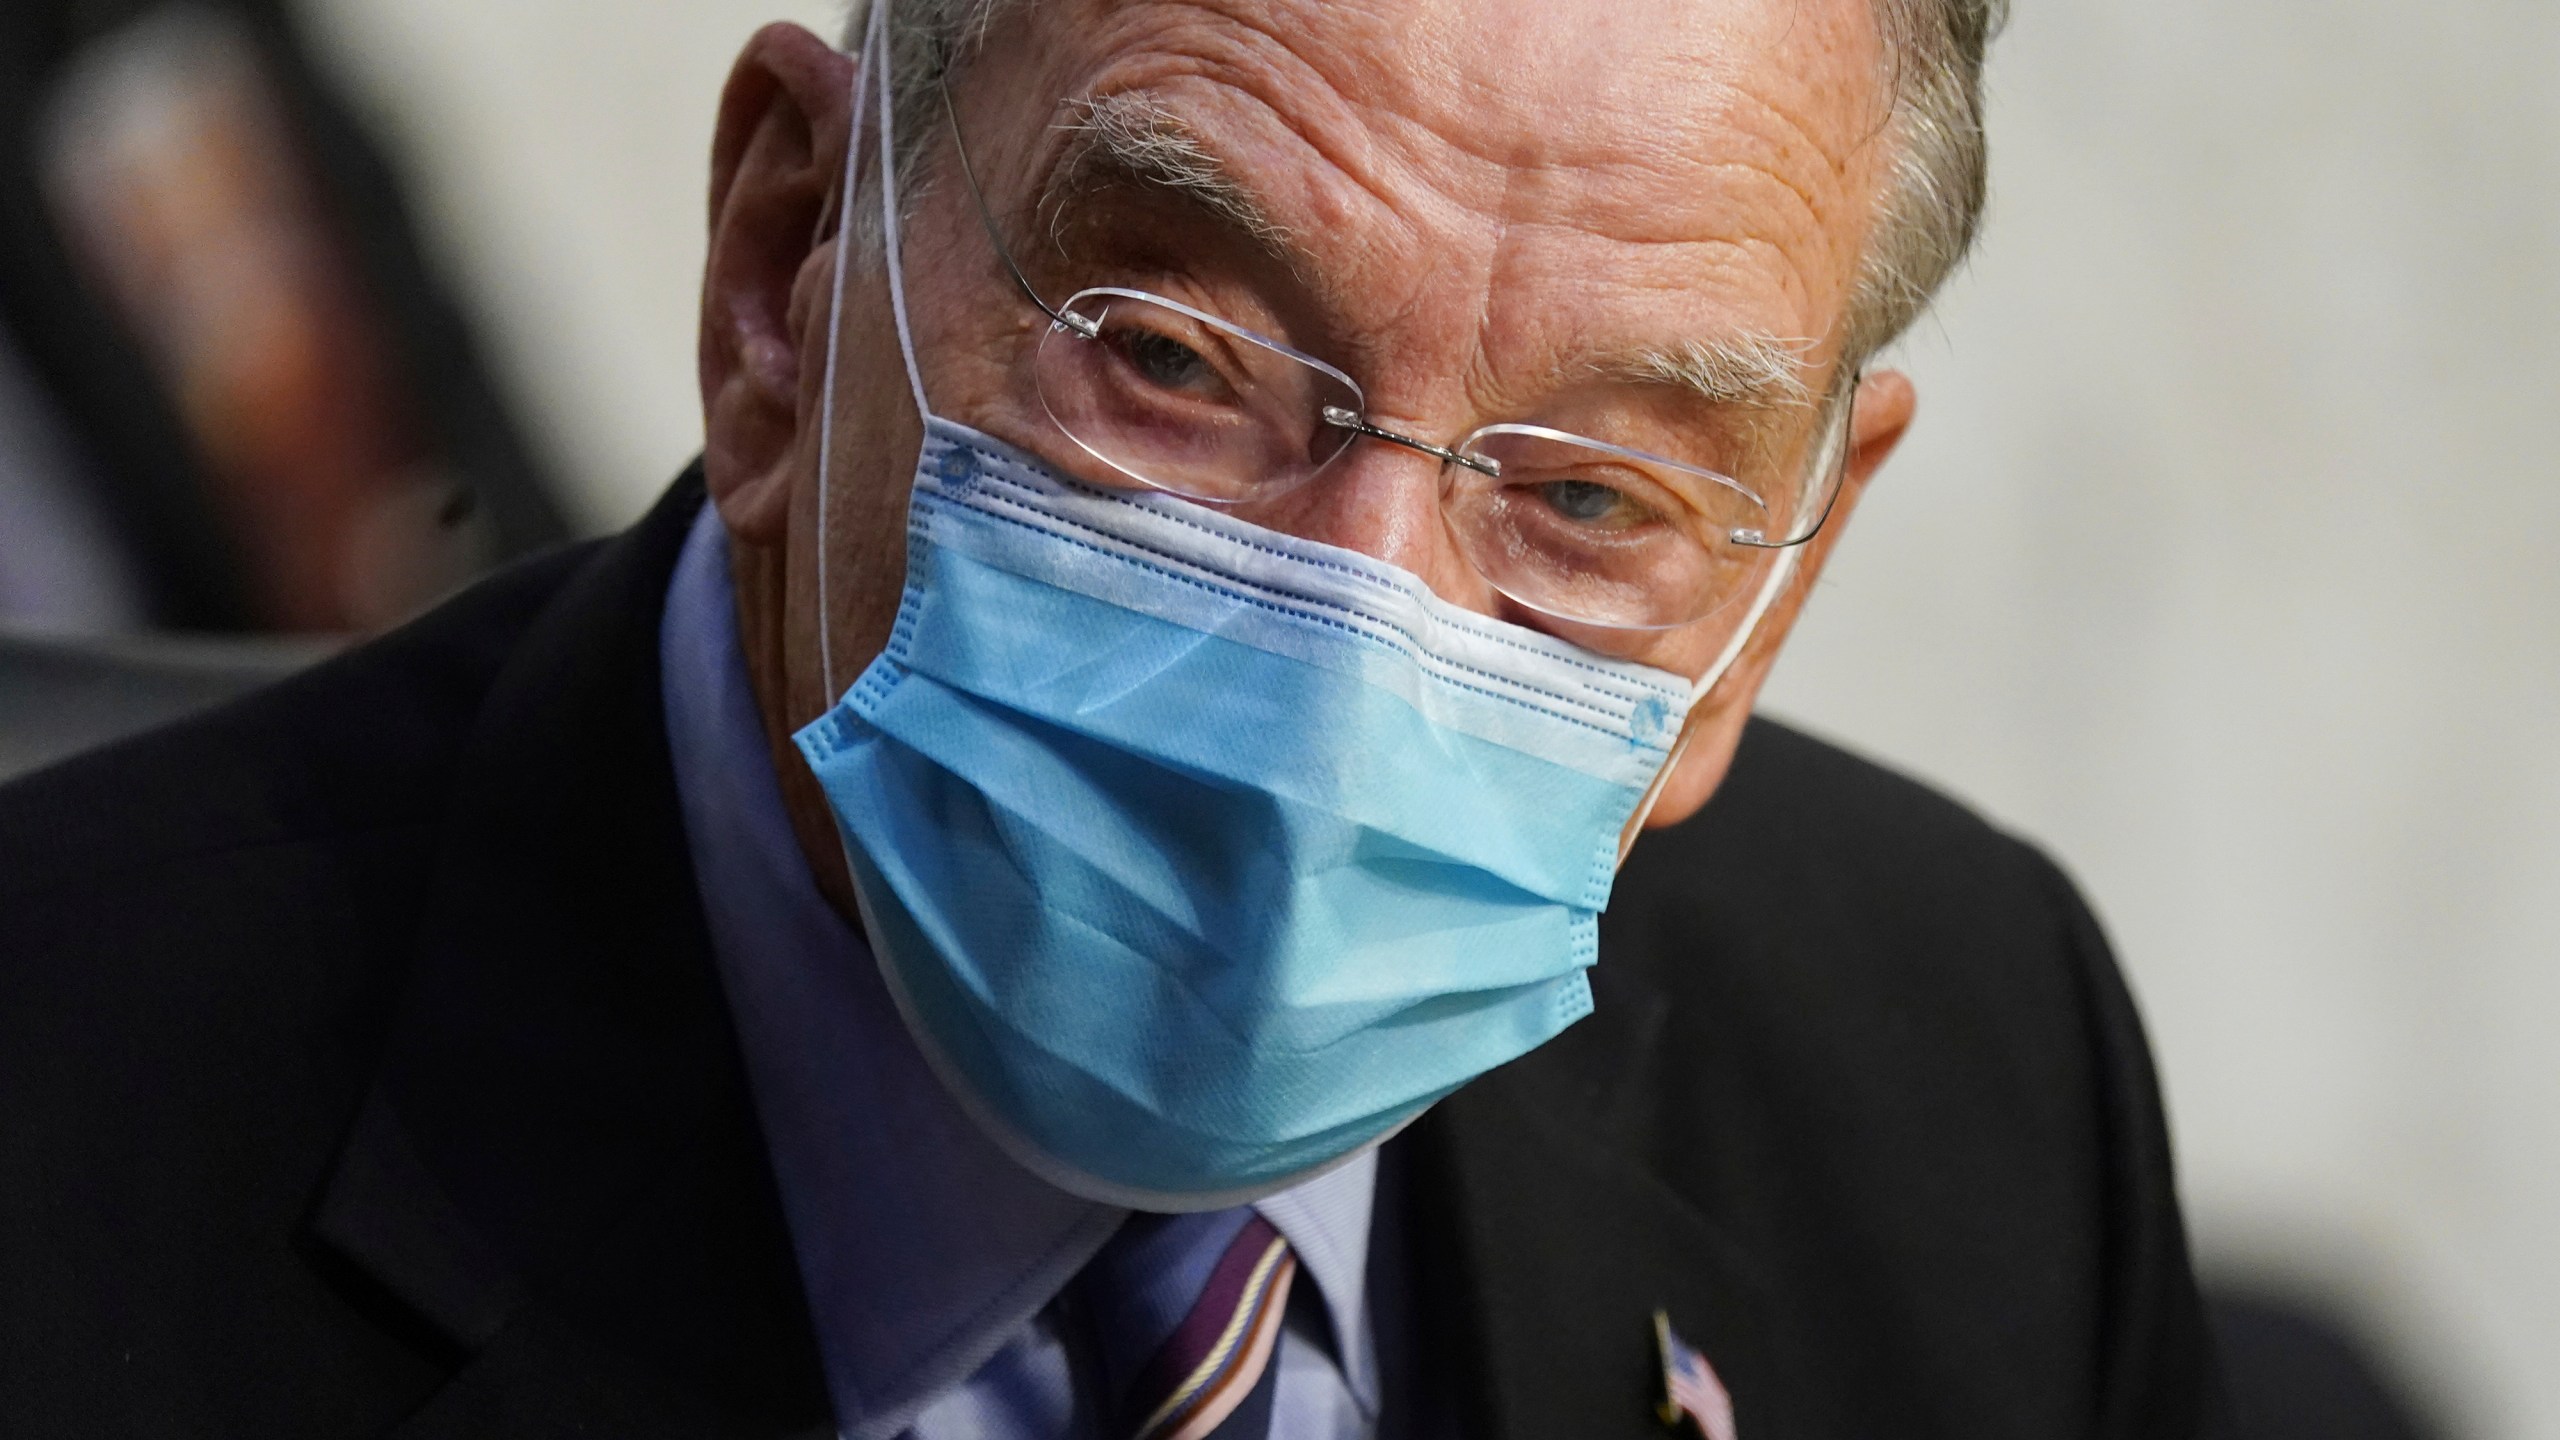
0,0,567,634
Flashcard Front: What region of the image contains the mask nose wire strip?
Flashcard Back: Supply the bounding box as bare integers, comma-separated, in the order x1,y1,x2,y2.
814,2,886,703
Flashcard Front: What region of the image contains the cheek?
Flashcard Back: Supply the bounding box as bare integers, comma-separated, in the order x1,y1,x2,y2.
897,188,1026,401
1645,700,1753,827
939,324,1054,461
1529,544,1796,683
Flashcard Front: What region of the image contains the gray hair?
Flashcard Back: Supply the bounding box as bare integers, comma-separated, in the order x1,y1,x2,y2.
842,0,2005,370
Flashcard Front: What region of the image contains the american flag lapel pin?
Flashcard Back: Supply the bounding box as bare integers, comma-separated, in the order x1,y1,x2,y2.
1653,1309,1737,1440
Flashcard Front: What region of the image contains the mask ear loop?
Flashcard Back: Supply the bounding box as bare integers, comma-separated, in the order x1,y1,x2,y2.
1611,574,1792,864
814,2,887,703
1613,376,1858,864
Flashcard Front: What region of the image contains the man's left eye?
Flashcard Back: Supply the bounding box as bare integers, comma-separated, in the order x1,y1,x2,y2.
1537,479,1632,525
1121,330,1215,391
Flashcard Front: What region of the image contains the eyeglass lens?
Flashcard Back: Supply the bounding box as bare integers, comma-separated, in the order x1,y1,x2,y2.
1033,286,1844,631
1036,289,1359,503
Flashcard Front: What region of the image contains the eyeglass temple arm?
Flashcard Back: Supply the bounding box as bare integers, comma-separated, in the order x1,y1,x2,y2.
938,77,1101,339
1728,371,1861,550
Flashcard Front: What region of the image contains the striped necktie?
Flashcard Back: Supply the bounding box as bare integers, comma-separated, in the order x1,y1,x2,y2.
1077,1207,1300,1440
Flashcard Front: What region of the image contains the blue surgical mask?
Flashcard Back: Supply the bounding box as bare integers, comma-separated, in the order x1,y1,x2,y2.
792,1,1794,1209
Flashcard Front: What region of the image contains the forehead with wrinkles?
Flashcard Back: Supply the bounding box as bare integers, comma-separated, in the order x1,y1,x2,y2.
975,0,1894,390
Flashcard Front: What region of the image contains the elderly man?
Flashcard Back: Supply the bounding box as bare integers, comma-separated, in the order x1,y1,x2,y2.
0,0,2221,1436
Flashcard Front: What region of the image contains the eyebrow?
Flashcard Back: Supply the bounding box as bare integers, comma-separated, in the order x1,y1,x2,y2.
1037,91,1298,260
1604,333,1819,415
1036,94,1820,420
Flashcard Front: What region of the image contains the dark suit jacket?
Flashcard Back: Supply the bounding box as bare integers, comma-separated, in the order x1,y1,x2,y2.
0,471,2220,1438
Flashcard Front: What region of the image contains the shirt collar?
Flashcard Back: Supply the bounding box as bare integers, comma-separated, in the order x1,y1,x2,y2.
657,505,1379,1431
1258,1152,1379,1409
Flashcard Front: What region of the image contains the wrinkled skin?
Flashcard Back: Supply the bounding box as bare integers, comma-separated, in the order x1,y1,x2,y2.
697,0,1920,907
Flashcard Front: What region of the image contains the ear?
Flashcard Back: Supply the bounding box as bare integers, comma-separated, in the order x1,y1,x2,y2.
1639,368,1918,829
699,23,855,544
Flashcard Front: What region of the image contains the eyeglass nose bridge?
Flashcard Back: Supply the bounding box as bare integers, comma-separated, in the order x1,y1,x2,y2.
1320,406,1503,478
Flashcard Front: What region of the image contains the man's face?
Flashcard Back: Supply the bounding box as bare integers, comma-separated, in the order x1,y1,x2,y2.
701,0,1917,840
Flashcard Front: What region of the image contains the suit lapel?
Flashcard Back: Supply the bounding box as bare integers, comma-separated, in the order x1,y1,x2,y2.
309,468,832,1437
1406,959,1803,1440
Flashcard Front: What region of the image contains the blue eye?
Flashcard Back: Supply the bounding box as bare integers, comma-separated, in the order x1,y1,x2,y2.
1116,328,1215,392
1537,480,1629,524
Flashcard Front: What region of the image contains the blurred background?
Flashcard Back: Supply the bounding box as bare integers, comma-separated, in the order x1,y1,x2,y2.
0,0,2549,1435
